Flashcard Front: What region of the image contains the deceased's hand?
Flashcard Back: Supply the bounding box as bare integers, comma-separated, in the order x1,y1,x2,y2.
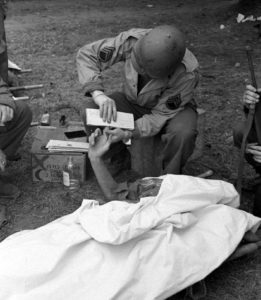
88,128,112,159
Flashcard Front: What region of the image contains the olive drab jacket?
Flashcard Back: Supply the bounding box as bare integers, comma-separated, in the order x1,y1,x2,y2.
0,3,15,113
77,28,199,137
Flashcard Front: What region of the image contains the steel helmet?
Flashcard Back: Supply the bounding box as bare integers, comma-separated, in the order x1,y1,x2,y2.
131,25,185,78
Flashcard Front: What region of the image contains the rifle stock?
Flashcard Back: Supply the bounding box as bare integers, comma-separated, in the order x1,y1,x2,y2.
236,46,258,196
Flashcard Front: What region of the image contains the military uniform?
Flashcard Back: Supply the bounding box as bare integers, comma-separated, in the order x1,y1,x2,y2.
0,4,32,162
0,82,32,160
77,28,199,174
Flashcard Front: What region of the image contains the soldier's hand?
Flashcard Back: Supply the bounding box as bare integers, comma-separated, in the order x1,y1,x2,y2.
0,149,7,172
0,105,14,125
104,127,132,143
92,92,117,123
242,85,260,107
246,143,261,163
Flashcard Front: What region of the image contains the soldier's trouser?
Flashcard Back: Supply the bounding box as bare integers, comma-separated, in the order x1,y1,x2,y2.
82,92,198,174
0,8,32,160
233,121,261,173
233,121,261,217
0,101,32,158
160,104,198,174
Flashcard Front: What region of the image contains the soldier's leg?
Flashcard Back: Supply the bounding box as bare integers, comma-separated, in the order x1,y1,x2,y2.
160,105,198,174
0,101,32,159
253,185,261,217
0,102,32,201
233,121,245,148
233,121,261,172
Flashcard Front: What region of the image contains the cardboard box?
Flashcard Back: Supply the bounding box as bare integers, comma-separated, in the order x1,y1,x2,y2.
31,124,87,182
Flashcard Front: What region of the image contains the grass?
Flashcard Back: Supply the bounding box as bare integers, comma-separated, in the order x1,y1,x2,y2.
1,0,261,298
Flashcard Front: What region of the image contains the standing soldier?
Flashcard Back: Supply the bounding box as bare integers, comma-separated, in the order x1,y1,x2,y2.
0,1,32,203
77,25,199,175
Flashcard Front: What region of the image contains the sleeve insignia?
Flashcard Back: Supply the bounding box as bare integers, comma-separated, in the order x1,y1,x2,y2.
166,94,181,110
98,46,115,62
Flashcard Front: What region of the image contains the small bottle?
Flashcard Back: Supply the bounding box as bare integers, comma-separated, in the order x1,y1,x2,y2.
63,156,81,199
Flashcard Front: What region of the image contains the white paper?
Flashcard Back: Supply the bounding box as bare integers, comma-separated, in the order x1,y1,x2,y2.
236,13,245,23
8,59,21,71
46,139,89,152
86,108,134,130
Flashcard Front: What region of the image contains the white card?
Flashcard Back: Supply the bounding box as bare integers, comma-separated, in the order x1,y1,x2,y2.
86,108,134,130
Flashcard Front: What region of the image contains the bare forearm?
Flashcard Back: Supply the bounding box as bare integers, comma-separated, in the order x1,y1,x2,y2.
89,156,119,201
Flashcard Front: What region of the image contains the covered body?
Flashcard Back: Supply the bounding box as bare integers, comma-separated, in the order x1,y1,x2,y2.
0,175,260,300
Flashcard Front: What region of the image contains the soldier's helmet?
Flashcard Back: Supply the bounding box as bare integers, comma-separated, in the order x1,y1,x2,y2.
131,25,185,78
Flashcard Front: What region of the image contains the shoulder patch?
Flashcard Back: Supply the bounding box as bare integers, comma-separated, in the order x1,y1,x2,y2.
99,46,115,62
166,94,181,110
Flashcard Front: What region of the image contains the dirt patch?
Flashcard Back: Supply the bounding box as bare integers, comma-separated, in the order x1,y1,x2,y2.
1,0,261,298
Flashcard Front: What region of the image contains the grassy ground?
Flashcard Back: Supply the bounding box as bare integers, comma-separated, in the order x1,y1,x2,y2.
1,0,261,298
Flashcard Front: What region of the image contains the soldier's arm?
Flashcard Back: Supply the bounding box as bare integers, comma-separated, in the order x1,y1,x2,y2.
0,78,14,172
76,28,150,97
77,32,131,97
134,68,199,137
0,3,15,118
0,77,15,108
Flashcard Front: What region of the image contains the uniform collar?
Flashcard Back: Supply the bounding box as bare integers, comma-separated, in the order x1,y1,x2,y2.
139,76,169,94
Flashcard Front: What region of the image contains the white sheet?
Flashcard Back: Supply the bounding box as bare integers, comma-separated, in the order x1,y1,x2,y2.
0,175,260,300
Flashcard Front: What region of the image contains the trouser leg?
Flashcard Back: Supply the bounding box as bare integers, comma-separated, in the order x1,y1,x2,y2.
233,121,261,173
253,185,261,217
160,105,198,174
0,101,32,158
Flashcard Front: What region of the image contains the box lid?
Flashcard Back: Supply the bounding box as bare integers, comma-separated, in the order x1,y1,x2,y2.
31,123,87,154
